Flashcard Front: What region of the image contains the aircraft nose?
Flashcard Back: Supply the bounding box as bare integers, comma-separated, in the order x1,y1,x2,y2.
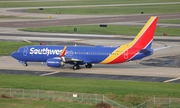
11,51,17,59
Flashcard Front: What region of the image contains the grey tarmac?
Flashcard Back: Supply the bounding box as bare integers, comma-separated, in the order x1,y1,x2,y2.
1,13,180,28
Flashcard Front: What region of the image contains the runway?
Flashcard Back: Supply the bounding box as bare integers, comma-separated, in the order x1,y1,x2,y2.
0,3,180,83
1,13,180,28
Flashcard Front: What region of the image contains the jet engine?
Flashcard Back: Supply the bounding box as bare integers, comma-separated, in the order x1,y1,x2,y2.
46,58,65,67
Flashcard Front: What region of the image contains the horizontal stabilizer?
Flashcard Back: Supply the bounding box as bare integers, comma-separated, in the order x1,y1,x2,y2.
139,49,153,54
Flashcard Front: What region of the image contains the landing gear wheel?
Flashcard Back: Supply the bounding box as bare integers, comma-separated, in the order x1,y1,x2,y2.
73,64,80,70
85,64,92,68
23,62,28,67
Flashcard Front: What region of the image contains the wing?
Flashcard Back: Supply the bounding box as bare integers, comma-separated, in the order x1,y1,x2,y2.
56,46,92,64
53,55,92,64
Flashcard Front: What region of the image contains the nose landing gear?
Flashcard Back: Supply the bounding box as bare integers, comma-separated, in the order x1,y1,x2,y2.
23,62,28,67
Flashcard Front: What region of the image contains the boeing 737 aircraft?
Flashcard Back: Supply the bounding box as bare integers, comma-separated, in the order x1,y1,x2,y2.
12,16,159,70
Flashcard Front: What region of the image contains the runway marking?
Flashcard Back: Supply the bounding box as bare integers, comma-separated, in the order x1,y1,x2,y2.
163,77,180,83
87,18,124,21
40,71,61,76
23,39,32,43
160,25,169,28
13,23,22,25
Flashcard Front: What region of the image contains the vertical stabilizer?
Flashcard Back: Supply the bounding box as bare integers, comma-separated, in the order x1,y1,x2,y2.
100,16,158,64
130,16,158,50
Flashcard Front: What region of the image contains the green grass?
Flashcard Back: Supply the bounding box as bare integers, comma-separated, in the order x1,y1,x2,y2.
0,0,179,8
26,4,180,15
0,41,35,56
19,25,180,36
0,15,44,19
0,98,92,108
0,74,180,106
159,19,180,24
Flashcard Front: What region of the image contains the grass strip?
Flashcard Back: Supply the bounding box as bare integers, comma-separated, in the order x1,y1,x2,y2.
0,98,92,108
0,41,35,56
19,25,180,36
1,0,180,8
159,19,180,24
0,74,180,105
0,15,44,19
26,4,180,15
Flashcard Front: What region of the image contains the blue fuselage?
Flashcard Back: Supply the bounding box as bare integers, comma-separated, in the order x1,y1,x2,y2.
12,45,117,64
11,45,153,65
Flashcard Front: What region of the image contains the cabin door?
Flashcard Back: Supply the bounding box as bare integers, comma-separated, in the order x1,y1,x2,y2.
23,47,28,56
124,50,128,59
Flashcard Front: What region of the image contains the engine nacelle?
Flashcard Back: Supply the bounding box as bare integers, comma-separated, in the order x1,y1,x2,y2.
46,58,63,67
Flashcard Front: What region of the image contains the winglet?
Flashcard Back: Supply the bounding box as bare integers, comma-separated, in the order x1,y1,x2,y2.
60,46,67,57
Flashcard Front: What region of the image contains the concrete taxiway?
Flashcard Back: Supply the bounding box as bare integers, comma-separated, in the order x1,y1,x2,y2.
1,54,180,78
0,53,180,83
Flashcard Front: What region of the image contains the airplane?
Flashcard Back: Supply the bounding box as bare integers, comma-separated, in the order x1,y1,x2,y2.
12,16,159,70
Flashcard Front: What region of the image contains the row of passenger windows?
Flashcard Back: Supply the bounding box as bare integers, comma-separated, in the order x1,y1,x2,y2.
73,52,119,55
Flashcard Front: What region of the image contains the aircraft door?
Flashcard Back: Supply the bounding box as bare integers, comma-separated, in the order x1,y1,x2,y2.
23,47,28,56
124,44,129,60
124,50,128,59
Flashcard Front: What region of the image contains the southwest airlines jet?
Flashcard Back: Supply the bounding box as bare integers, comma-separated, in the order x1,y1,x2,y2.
12,16,158,70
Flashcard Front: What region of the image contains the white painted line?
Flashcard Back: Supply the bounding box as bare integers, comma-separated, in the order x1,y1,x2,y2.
19,37,80,41
40,71,61,76
163,77,180,83
23,39,32,43
87,18,124,21
87,18,110,21
13,23,22,25
109,18,125,21
160,25,169,28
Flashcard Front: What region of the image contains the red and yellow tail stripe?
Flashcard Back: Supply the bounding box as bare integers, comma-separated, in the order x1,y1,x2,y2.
100,16,158,64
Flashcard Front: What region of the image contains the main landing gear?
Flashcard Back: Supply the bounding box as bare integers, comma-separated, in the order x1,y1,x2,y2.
73,63,92,70
73,64,80,70
85,64,92,68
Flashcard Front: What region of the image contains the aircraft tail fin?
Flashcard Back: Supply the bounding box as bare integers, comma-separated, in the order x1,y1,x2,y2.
129,16,158,50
